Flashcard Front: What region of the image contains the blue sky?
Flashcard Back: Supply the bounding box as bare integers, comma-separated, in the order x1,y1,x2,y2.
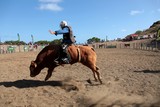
0,0,160,43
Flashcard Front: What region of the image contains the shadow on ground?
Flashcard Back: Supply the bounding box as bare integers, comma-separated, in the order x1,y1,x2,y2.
0,79,81,92
134,70,160,73
0,79,63,88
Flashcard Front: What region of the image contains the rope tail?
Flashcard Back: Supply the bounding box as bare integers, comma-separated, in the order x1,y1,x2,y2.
77,47,81,62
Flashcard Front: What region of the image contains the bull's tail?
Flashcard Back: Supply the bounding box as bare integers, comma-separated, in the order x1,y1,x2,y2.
91,47,95,52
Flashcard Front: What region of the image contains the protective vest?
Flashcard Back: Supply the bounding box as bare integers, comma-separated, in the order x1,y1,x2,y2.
62,26,76,44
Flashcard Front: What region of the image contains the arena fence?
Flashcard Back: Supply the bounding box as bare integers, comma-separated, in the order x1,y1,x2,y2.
0,45,46,54
1,40,160,54
90,40,160,52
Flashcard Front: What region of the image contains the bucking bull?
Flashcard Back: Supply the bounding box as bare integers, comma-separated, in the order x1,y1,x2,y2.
29,44,102,84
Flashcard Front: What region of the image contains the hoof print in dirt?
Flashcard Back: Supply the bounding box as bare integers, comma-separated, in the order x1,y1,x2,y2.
62,85,79,92
86,79,92,84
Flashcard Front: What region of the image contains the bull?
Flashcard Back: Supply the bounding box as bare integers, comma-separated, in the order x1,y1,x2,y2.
29,44,102,84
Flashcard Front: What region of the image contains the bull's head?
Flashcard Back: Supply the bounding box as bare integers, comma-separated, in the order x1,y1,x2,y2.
29,61,40,77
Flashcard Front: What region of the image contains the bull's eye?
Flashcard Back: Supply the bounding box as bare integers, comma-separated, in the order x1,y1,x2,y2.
30,65,35,71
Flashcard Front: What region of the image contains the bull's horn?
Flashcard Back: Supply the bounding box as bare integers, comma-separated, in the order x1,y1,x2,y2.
31,61,37,68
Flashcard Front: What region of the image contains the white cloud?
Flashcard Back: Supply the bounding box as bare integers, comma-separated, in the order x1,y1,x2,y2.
121,29,127,32
129,10,144,16
38,0,63,11
39,0,62,3
39,3,62,11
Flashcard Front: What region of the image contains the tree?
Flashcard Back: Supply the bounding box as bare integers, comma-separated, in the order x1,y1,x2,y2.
34,40,51,45
51,39,62,45
135,30,142,35
4,40,26,45
34,39,62,45
87,37,101,44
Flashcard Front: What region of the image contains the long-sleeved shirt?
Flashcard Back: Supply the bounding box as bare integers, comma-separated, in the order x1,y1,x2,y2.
55,27,69,35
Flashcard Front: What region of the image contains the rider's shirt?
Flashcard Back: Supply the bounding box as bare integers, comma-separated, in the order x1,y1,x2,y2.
55,27,69,34
55,26,76,44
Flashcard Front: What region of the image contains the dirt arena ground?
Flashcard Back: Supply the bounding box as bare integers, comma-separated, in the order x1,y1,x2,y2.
0,48,160,107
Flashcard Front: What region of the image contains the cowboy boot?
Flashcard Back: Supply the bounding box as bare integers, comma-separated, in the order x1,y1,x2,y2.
53,57,60,65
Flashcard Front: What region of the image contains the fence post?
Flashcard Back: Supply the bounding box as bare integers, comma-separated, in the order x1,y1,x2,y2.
133,43,134,49
151,44,153,51
139,43,141,50
156,41,158,51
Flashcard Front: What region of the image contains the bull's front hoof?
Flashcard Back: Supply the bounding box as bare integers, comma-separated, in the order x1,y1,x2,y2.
44,78,49,81
98,79,103,84
30,75,35,77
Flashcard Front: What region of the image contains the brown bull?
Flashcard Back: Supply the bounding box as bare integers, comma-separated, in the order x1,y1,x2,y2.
29,44,102,84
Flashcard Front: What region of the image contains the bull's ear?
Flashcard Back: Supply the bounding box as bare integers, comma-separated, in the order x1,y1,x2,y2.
31,61,37,68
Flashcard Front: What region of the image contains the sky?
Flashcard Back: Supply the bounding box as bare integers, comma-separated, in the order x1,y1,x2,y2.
0,0,160,43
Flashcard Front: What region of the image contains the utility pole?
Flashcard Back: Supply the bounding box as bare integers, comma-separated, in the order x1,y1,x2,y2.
17,33,20,52
17,33,20,42
31,35,34,51
106,35,108,42
0,36,1,54
31,35,34,44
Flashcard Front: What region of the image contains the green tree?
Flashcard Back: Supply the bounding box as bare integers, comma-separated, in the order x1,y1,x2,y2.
34,40,51,45
135,30,142,35
87,37,101,44
51,39,62,45
4,40,26,45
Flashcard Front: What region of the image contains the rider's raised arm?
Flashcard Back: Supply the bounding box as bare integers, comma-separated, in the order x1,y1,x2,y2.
49,30,55,35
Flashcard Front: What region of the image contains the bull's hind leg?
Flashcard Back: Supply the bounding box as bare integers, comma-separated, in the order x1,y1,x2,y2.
87,64,102,84
92,69,98,82
94,66,102,84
